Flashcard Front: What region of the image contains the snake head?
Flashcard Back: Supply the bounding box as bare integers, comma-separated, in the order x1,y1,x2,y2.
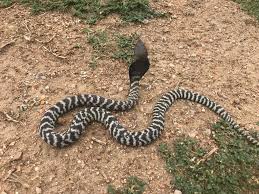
129,39,150,81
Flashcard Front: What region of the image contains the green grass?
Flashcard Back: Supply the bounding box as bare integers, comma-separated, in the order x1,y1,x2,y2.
112,33,139,65
0,0,12,7
233,0,259,20
158,120,259,194
0,0,166,24
107,176,146,194
85,30,139,68
86,29,109,53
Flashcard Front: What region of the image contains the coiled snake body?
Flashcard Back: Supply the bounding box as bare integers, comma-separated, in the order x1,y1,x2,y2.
39,40,259,148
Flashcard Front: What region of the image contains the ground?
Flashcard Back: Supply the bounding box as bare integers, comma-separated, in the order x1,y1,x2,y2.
0,0,259,193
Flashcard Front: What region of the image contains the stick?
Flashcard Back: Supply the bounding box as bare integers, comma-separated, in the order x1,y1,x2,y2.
91,137,106,145
196,147,218,165
42,46,67,59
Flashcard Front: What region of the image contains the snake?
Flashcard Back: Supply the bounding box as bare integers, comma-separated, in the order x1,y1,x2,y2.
39,40,259,148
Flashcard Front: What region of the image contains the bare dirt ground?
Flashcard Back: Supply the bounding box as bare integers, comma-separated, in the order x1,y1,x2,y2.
1,0,259,193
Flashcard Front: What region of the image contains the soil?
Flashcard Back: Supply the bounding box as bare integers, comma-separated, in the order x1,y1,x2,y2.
0,0,259,193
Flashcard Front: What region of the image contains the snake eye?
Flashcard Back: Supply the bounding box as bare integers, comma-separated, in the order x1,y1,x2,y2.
129,39,150,81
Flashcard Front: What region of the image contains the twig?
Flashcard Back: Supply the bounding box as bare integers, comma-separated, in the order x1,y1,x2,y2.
196,147,218,165
0,111,19,123
35,35,56,44
42,46,67,59
23,21,32,41
91,137,106,145
100,171,109,182
24,22,31,34
5,172,30,188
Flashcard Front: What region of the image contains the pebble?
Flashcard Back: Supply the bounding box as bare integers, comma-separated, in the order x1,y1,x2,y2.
140,104,153,114
35,187,42,194
9,141,16,146
171,15,178,19
204,128,211,136
71,84,77,89
11,151,23,161
36,73,46,80
174,190,182,194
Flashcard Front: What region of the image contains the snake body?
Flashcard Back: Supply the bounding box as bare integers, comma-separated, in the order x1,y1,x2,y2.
39,40,259,148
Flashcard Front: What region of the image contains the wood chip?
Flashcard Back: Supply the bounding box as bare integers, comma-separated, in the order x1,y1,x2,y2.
91,137,106,145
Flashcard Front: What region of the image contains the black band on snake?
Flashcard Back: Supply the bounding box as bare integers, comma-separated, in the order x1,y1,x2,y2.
39,40,259,148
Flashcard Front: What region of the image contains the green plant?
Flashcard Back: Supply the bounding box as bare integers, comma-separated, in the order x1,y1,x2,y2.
86,30,108,52
101,0,166,23
113,33,139,65
159,120,259,194
0,0,13,7
1,0,166,24
107,176,146,194
84,30,139,66
233,0,259,20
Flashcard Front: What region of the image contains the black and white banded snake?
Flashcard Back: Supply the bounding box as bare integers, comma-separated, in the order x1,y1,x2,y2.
39,40,259,148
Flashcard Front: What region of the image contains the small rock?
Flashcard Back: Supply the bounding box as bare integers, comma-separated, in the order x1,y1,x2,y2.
71,84,77,89
140,104,153,114
19,104,28,111
174,189,182,194
35,187,42,194
24,35,31,41
233,99,240,105
204,128,211,136
143,19,149,24
11,151,23,161
118,87,123,92
171,15,178,19
9,141,16,146
36,73,46,80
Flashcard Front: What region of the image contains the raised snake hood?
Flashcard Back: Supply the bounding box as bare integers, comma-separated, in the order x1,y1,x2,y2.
134,39,149,61
129,39,150,80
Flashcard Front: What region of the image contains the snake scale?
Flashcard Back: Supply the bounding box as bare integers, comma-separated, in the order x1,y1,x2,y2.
39,40,259,148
